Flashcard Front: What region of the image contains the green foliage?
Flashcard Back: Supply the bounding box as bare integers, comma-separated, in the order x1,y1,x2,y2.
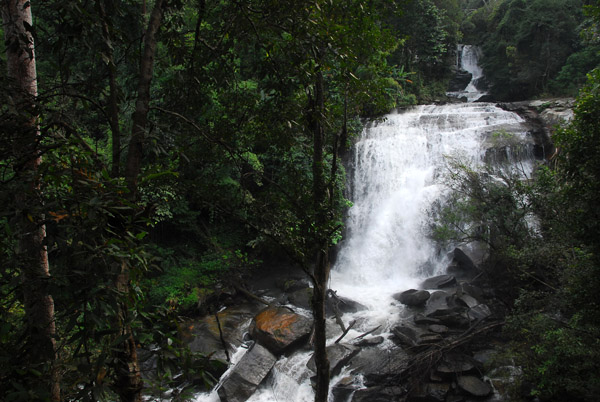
467,0,596,100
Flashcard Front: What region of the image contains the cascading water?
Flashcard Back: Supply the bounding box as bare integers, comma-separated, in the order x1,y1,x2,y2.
195,46,536,402
448,45,488,102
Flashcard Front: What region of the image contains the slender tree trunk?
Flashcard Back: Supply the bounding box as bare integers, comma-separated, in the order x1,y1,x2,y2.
309,70,331,402
116,2,166,401
2,1,60,400
125,0,166,195
98,0,122,177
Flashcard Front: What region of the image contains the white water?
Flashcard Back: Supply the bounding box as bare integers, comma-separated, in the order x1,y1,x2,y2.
448,45,488,102
195,48,535,402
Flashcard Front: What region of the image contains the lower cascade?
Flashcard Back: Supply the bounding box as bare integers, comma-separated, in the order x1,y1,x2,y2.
194,100,538,401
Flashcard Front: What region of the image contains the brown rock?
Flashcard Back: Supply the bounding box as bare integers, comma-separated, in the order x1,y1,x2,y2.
251,306,312,355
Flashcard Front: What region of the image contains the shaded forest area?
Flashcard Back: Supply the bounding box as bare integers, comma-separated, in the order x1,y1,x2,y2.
1,0,599,401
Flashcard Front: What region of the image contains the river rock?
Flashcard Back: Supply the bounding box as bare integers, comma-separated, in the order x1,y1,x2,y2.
457,375,492,397
288,287,313,310
457,293,479,308
393,289,431,306
251,306,312,355
307,343,359,377
436,353,477,376
453,247,478,272
326,292,367,315
183,304,260,360
352,385,404,402
349,346,410,385
414,313,441,325
391,325,420,347
467,303,492,322
448,70,473,92
425,291,455,316
217,343,276,402
354,336,385,347
421,275,456,289
409,382,451,402
428,324,449,334
332,376,361,401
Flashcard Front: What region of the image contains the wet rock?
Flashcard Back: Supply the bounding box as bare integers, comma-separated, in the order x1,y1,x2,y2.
418,332,444,345
332,376,361,402
414,314,441,325
453,248,478,272
433,313,470,328
183,304,260,360
448,70,473,92
352,385,404,402
288,287,313,310
425,291,456,317
277,278,309,293
409,382,451,402
349,346,410,385
326,292,367,316
457,375,492,397
392,325,420,347
421,275,456,289
394,289,431,307
354,336,385,347
307,343,359,377
436,353,477,376
428,324,449,334
457,294,479,309
467,304,492,322
458,282,484,301
217,343,276,402
251,306,312,355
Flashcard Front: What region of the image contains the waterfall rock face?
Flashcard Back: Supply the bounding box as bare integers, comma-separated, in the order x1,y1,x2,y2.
447,45,488,102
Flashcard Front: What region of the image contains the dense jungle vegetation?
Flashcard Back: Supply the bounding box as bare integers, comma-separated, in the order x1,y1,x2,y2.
1,0,599,401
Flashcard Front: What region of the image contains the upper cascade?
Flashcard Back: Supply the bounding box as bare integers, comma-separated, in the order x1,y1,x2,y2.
447,45,489,102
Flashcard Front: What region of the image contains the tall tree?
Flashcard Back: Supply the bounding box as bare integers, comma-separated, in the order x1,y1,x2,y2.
116,1,168,401
1,0,60,400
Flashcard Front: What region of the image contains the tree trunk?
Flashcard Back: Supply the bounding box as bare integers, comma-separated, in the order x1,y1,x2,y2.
98,0,122,177
116,1,166,401
124,0,166,195
1,1,60,400
309,70,331,402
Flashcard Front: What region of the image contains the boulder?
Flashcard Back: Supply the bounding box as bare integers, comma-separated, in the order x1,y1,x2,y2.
288,287,313,310
457,375,492,397
414,314,441,325
326,292,367,316
425,291,455,317
428,324,449,334
453,248,477,272
217,343,276,402
436,353,477,376
349,346,410,385
409,382,450,402
354,336,385,347
447,70,473,92
183,304,260,360
352,386,404,402
467,303,492,322
392,325,420,347
331,376,361,402
421,275,456,289
251,306,312,355
307,343,359,377
393,289,431,307
457,293,478,309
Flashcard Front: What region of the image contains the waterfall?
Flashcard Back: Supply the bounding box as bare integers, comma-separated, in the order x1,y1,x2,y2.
448,45,488,102
329,102,530,322
194,46,536,402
